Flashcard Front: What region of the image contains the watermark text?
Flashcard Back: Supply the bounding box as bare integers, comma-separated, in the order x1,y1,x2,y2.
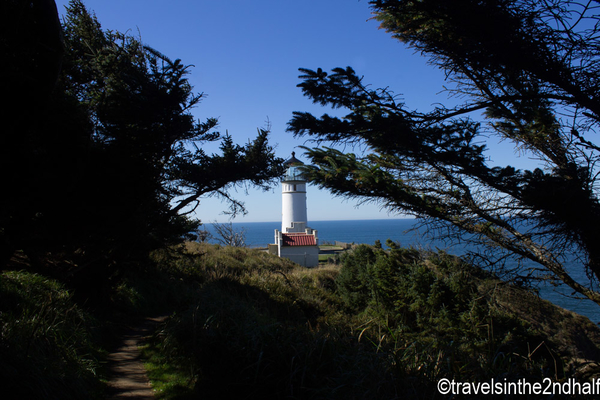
437,377,600,396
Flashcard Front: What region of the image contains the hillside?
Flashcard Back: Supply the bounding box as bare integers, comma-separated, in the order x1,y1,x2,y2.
2,242,600,399
141,243,600,399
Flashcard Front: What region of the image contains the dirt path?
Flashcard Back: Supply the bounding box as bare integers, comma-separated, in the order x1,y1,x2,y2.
105,315,168,399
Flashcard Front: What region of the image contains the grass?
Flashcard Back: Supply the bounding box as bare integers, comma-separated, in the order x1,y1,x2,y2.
4,241,599,399
138,242,600,399
0,270,104,400
143,244,373,398
141,340,195,399
318,253,332,262
319,244,345,250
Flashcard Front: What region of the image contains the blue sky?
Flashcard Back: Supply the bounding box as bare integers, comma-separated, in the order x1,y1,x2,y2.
54,0,535,222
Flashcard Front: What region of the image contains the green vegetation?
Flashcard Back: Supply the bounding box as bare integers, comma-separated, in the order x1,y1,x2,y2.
2,240,599,399
138,243,599,399
2,0,282,298
0,270,103,399
1,1,281,394
3,1,600,399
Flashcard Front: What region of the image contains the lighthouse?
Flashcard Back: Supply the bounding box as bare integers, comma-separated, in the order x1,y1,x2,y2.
281,152,308,232
271,152,319,267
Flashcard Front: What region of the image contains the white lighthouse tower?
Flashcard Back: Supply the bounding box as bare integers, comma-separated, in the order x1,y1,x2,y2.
281,152,308,232
272,152,319,267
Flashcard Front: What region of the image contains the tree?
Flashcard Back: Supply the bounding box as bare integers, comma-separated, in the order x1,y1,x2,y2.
1,0,283,290
209,222,247,247
288,0,600,305
1,0,64,265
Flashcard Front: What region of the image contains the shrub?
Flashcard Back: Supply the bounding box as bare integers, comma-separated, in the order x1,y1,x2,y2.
335,245,558,384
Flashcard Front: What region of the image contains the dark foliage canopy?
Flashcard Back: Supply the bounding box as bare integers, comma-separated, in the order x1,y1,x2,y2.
288,0,600,304
1,0,283,290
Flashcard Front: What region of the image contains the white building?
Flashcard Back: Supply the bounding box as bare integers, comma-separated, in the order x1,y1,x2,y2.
272,153,319,267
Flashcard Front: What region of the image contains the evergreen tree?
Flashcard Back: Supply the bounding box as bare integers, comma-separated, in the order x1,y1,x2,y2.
288,0,600,305
2,0,283,292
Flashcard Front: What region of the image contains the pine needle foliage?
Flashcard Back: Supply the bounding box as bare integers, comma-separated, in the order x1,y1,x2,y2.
288,0,600,307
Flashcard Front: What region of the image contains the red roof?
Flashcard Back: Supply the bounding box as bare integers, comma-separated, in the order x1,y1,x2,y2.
282,233,317,246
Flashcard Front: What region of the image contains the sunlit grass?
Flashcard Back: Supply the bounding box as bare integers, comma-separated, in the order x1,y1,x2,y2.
141,341,195,399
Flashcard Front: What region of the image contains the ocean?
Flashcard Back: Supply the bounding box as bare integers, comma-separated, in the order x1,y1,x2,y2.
202,218,600,323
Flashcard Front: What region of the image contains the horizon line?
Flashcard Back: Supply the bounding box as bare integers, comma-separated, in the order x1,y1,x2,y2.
203,217,415,224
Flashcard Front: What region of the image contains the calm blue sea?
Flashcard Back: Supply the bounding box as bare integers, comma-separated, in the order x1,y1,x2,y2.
203,219,600,323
